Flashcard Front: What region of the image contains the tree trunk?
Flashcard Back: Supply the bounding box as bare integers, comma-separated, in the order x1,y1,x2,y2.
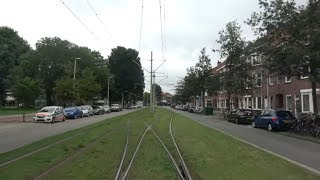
311,81,318,115
46,90,53,106
227,92,231,114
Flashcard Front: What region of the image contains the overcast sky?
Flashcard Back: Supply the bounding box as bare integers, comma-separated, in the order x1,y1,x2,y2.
0,0,307,93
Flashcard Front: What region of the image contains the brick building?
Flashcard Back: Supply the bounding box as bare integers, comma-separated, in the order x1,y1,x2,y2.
205,55,320,115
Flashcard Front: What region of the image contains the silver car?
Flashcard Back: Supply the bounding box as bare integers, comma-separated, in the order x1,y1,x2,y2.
102,105,111,113
80,105,94,117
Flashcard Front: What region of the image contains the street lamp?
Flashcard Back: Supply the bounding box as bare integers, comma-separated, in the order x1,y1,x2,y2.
107,76,113,106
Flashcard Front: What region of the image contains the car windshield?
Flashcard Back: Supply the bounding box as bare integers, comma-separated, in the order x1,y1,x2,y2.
39,107,55,113
92,106,99,109
80,106,88,110
276,111,294,118
65,107,76,111
111,104,119,107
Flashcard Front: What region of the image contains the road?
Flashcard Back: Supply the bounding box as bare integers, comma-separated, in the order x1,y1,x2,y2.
167,107,320,173
0,109,136,153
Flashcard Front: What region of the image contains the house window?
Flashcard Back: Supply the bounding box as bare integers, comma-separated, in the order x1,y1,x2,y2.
256,73,262,87
248,97,252,109
206,100,212,107
300,75,309,79
253,97,256,109
251,55,262,66
257,97,262,109
276,76,281,84
302,94,310,112
269,75,274,85
285,76,292,83
286,95,293,111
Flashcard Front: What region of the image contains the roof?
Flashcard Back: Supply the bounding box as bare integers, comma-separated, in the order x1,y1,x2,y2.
211,61,226,75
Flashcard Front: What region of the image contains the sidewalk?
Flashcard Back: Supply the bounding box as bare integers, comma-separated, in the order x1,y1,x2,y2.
0,113,34,123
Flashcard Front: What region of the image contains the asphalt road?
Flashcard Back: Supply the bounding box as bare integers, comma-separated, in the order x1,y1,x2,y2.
167,107,320,173
0,109,136,153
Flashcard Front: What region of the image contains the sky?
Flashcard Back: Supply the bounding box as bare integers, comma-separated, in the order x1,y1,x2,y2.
0,0,307,93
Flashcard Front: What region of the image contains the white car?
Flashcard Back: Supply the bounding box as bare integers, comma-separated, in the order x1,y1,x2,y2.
34,106,65,123
80,105,94,117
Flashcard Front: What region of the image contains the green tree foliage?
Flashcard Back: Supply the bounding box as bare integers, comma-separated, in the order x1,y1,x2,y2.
77,68,102,103
154,83,162,101
108,46,145,102
10,77,41,106
54,77,78,106
8,36,108,106
195,48,212,106
0,26,30,104
217,21,253,111
247,0,320,113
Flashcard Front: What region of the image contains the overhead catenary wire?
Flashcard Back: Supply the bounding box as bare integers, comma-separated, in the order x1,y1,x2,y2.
138,0,144,52
59,0,109,50
86,0,115,44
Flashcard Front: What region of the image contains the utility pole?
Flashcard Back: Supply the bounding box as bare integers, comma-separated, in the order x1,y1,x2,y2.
150,51,153,109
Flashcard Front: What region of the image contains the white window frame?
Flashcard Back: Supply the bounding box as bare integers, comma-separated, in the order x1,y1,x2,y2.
269,75,274,86
300,75,309,80
300,89,320,113
255,73,262,87
286,95,292,111
285,76,292,83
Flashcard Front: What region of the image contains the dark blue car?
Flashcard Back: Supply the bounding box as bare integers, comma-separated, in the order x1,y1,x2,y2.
252,109,296,131
64,107,83,119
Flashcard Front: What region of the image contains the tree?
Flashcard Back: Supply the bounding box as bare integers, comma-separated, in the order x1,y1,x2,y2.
54,77,78,106
108,46,145,102
247,0,320,114
143,92,150,106
216,21,252,112
0,26,30,105
154,83,162,101
10,77,41,106
77,68,102,103
195,48,212,107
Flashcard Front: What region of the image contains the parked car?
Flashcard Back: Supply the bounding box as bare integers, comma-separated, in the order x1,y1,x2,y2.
228,109,253,124
111,104,121,111
252,109,296,131
102,105,111,113
64,106,83,119
195,107,203,114
80,105,94,117
93,105,105,115
34,106,65,123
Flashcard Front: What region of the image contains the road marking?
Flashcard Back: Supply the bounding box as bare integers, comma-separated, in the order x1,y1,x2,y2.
185,115,320,175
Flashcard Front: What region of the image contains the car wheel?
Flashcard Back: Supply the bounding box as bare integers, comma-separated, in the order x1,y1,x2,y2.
51,117,55,124
267,124,273,132
235,118,239,124
252,121,256,128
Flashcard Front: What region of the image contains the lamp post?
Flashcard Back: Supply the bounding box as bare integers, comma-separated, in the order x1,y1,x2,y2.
107,76,113,106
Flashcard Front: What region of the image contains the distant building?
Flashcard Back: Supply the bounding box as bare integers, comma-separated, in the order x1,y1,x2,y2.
160,92,172,105
206,56,320,115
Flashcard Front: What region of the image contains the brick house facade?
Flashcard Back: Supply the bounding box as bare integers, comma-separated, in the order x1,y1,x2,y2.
205,55,320,115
